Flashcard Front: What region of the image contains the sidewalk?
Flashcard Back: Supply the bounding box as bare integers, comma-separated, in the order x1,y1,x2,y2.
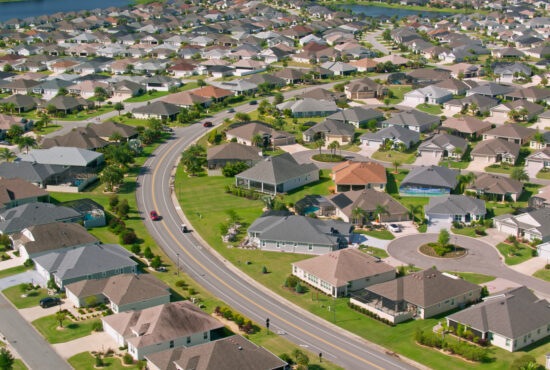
0,253,24,271
509,256,547,276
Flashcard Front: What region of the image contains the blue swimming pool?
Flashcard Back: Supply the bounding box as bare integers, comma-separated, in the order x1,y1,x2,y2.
304,206,320,214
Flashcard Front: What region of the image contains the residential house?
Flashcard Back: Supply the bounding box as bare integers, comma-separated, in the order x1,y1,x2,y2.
350,268,482,324
0,162,68,189
161,91,210,109
246,213,353,255
467,82,516,98
418,133,468,159
444,94,499,115
360,126,420,149
467,173,524,202
425,195,486,224
382,110,440,133
112,80,145,100
446,286,550,352
491,100,544,122
146,335,287,370
41,127,109,150
292,249,395,297
206,143,262,176
10,222,99,260
192,85,233,102
326,106,384,128
483,123,535,145
302,119,354,145
102,301,224,360
320,61,357,76
471,138,520,165
526,148,550,174
344,77,388,99
0,202,82,234
331,161,387,193
0,94,41,112
0,178,49,210
403,86,453,106
494,63,532,83
235,153,318,195
18,147,104,169
433,78,474,96
276,98,337,118
225,122,295,147
495,208,550,242
65,273,170,313
399,165,459,197
507,87,550,104
41,95,93,114
132,101,180,121
441,117,492,138
90,121,138,142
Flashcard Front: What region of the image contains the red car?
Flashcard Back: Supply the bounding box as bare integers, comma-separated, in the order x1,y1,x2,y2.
150,211,160,221
203,121,213,127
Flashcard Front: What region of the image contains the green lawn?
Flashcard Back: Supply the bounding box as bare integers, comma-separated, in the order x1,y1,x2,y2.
356,229,395,240
0,265,31,280
439,160,470,169
416,104,442,115
33,124,62,136
69,352,141,370
536,169,550,180
371,150,416,164
387,85,412,105
13,360,26,370
496,242,534,266
533,268,550,282
3,284,61,309
445,272,496,284
32,315,100,344
451,226,486,238
359,246,389,259
124,82,199,103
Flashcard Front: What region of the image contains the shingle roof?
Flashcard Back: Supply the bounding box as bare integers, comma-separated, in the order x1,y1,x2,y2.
425,194,486,216
360,125,419,145
207,142,262,162
236,153,317,184
0,178,48,206
18,147,103,167
0,202,81,234
486,123,536,140
132,101,180,116
90,121,138,139
41,127,109,150
332,160,386,185
0,162,67,183
383,109,440,128
441,117,492,134
469,173,523,196
400,165,459,189
327,189,408,220
304,119,354,138
327,106,383,123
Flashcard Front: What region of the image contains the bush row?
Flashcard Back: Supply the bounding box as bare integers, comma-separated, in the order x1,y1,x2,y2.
224,185,262,200
347,302,396,327
415,329,490,362
214,306,255,334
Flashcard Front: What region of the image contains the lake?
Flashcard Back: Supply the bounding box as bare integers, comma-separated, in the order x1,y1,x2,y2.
0,0,131,22
338,4,453,19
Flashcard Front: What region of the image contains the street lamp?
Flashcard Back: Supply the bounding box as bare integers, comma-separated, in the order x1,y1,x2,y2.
176,252,180,276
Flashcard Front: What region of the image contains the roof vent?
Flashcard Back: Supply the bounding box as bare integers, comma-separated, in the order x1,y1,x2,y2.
238,346,243,351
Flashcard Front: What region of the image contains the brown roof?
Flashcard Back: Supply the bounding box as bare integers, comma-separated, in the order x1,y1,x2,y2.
0,178,48,206
207,142,261,162
471,138,520,158
332,161,387,185
90,121,138,139
348,58,377,69
327,190,408,220
161,91,211,106
366,268,480,307
41,127,109,150
192,85,233,99
293,249,394,287
103,301,224,348
12,222,98,255
468,173,523,196
226,121,293,142
484,123,536,140
65,273,169,306
146,335,287,370
441,117,492,135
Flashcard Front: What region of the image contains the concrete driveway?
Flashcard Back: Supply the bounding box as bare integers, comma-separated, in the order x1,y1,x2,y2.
466,158,489,172
358,144,378,158
280,143,309,154
427,218,452,233
413,152,441,166
53,331,119,359
0,270,46,290
525,161,543,179
351,233,390,250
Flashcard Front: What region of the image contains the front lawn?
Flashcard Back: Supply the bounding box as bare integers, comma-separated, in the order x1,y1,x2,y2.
3,284,61,309
496,242,534,265
445,272,496,284
358,246,389,258
387,85,412,104
69,352,141,370
356,229,395,240
124,82,199,103
416,103,442,115
13,360,26,370
534,268,550,282
451,226,486,238
33,124,62,136
439,160,470,169
371,150,416,164
0,265,32,279
32,315,100,344
536,169,550,180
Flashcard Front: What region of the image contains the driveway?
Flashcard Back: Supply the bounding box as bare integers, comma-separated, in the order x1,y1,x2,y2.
413,152,441,166
466,158,489,172
0,270,46,290
280,143,309,154
53,331,119,359
426,218,452,233
358,144,378,158
351,233,390,250
525,161,543,179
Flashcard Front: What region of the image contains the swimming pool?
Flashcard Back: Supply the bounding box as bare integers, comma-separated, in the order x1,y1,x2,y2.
304,206,320,214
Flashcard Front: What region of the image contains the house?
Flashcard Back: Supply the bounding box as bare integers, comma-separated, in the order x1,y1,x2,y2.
34,244,137,289
350,268,482,324
235,153,318,195
466,173,524,202
495,208,550,242
112,80,145,100
292,249,395,297
444,94,499,115
418,133,468,159
0,162,68,189
344,77,388,99
506,87,550,104
360,126,420,149
206,143,262,176
382,110,440,133
225,122,295,147
276,98,337,118
446,286,550,352
0,178,49,210
326,107,384,128
331,161,387,192
302,119,354,145
41,95,93,114
273,68,305,84
433,78,474,96
320,61,357,76
483,123,535,145
102,301,224,360
467,82,516,98
246,213,353,255
0,94,41,112
403,86,453,106
399,165,459,197
132,101,180,121
90,121,138,142
10,222,99,260
0,202,82,234
441,63,482,79
324,189,410,223
191,85,233,102
425,195,486,224
491,100,544,122
41,127,109,150
441,117,492,138
471,139,520,165
58,198,106,228
161,91,211,109
494,63,532,83
146,335,287,370
65,273,170,313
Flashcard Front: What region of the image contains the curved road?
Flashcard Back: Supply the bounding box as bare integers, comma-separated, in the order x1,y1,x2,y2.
135,124,418,368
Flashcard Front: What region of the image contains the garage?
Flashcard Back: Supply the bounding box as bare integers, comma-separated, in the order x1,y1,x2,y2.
496,222,517,235
426,214,452,233
537,243,550,259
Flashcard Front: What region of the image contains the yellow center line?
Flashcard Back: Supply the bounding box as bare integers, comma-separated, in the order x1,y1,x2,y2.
150,135,385,370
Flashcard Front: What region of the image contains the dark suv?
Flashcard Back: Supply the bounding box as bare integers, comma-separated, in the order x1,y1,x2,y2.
40,297,61,308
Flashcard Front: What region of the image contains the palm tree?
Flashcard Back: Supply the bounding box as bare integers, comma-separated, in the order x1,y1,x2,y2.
328,141,339,158
374,204,389,223
510,167,529,182
314,138,325,156
392,160,401,174
408,204,422,225
452,147,463,161
16,136,36,154
252,134,263,147
351,206,366,227
0,148,15,162
468,102,478,116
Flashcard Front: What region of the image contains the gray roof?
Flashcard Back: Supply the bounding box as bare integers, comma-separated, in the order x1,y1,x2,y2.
304,119,354,137
17,147,103,167
207,142,262,162
33,244,136,280
447,286,550,339
418,133,468,153
0,202,81,234
472,138,520,158
132,101,180,116
383,110,440,128
248,214,353,246
236,153,317,185
360,126,419,145
0,161,67,183
468,173,523,196
277,98,337,114
400,165,459,189
327,106,383,123
425,195,486,216
468,82,516,97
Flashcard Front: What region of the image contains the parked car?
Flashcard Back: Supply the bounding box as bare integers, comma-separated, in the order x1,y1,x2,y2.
203,121,213,127
40,297,60,308
388,224,401,232
227,108,235,113
249,100,257,105
150,210,160,221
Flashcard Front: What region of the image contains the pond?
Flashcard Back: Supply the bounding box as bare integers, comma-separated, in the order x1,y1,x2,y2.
0,0,131,22
338,4,453,19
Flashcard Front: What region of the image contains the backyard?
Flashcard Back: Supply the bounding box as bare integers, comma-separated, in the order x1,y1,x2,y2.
387,85,412,105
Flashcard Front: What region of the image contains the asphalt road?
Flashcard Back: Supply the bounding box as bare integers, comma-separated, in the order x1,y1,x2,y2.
0,294,71,370
135,118,418,368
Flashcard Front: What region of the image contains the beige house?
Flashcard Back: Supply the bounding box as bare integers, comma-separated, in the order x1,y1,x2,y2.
292,249,395,297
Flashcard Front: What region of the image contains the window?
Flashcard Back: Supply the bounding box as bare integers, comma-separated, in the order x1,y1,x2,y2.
170,340,174,348
506,338,510,346
203,332,208,340
262,241,265,247
276,242,280,249
308,244,313,250
187,336,191,344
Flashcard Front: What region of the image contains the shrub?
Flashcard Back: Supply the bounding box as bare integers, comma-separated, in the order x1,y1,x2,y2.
23,259,34,267
122,353,133,365
95,354,103,367
285,275,299,288
187,287,195,295
295,282,305,294
150,256,162,269
279,353,292,364
120,230,137,245
92,321,103,332
109,194,119,210
130,244,141,255
175,280,186,287
261,266,268,274
143,247,154,260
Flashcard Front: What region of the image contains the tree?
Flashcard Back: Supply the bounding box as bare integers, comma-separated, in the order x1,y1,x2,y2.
392,160,401,174
109,131,123,143
508,109,520,122
251,134,263,147
57,87,68,96
6,125,23,140
117,199,130,219
0,348,14,370
374,204,389,223
100,165,124,191
314,138,325,156
234,112,250,122
114,102,124,115
328,141,339,157
181,145,206,176
150,256,162,269
438,229,450,247
534,131,545,144
274,93,284,105
468,102,478,116
55,311,67,328
510,167,529,182
143,246,154,260
16,136,36,154
2,64,13,72
130,244,141,255
351,206,366,226
197,79,206,87
0,148,15,162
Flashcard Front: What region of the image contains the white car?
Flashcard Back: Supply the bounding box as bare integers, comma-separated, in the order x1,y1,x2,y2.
388,224,401,232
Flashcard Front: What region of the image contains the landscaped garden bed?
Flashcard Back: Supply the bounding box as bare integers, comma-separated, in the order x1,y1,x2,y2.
311,153,345,162
419,243,467,258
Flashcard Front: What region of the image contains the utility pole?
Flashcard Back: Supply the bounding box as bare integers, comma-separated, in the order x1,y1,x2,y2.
266,318,270,334
333,295,336,323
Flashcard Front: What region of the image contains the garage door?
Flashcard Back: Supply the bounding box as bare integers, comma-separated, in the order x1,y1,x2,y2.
497,223,517,235
366,141,381,148
537,243,550,259
427,214,451,223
